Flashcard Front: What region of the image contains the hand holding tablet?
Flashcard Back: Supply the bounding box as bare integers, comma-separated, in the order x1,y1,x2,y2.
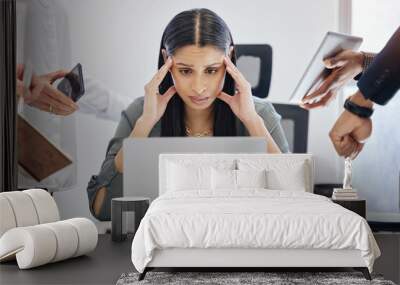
290,31,363,108
301,50,365,109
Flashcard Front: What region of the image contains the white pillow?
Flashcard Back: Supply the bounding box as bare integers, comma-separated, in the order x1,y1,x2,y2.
237,159,309,192
266,164,306,191
236,169,268,189
166,162,212,191
211,168,237,190
211,168,268,190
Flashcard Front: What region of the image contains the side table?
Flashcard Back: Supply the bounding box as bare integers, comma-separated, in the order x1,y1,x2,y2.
332,199,366,218
111,197,150,242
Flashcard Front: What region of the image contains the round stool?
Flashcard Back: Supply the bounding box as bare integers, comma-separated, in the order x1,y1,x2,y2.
111,197,150,242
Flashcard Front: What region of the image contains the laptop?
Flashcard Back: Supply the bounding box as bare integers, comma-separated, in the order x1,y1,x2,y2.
123,137,267,200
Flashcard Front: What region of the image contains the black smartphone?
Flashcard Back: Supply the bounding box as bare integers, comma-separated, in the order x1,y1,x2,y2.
57,63,85,102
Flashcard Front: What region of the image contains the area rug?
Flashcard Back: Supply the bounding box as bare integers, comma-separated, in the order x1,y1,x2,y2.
116,271,396,285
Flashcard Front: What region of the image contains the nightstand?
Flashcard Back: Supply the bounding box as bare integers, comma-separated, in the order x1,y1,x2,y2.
331,199,366,218
111,197,150,242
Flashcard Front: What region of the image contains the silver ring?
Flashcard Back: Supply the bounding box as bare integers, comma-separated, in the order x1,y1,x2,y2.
49,104,53,113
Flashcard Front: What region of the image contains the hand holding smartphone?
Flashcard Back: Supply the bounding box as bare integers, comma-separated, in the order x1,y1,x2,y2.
57,63,85,102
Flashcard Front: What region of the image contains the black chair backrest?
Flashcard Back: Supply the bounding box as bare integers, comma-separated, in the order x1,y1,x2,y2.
235,44,272,99
235,44,309,153
272,103,309,153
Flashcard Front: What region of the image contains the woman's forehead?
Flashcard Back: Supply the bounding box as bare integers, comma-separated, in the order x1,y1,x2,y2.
172,45,225,67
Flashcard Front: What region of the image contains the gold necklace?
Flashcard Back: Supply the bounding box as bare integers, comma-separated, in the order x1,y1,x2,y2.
185,126,213,137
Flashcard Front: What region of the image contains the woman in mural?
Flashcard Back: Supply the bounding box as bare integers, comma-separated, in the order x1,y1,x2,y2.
87,8,290,221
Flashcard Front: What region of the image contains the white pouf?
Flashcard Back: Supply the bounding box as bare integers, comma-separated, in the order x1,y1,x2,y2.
64,218,98,257
23,189,60,223
1,191,39,227
0,189,98,269
0,196,17,237
0,226,57,269
0,218,98,269
42,221,79,262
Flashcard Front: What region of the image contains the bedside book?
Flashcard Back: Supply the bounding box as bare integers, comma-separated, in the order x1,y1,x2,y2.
333,189,358,193
332,196,359,200
332,188,359,200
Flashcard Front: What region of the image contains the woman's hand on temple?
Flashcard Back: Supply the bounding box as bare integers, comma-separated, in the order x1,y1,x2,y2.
141,57,176,125
218,56,281,154
114,57,176,172
217,56,259,124
300,50,364,109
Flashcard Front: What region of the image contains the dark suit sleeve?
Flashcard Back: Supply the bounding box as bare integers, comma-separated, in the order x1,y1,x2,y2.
357,27,400,105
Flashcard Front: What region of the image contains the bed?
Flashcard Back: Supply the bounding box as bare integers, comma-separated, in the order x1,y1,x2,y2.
131,153,380,281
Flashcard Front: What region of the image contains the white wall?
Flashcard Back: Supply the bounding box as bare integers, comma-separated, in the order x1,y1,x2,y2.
352,0,400,52
53,0,343,220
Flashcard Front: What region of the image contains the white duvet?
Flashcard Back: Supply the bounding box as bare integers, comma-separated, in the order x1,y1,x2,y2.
131,189,380,273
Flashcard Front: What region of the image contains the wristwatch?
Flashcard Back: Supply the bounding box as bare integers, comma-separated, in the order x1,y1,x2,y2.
344,98,374,118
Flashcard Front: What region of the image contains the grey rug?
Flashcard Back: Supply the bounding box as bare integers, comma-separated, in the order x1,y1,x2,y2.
117,271,396,285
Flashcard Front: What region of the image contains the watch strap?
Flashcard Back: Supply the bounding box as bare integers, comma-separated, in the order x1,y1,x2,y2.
344,98,374,118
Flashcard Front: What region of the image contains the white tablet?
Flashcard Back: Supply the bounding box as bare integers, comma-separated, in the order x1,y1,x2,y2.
290,31,363,104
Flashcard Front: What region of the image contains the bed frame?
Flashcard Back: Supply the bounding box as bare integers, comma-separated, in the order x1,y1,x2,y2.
137,154,372,281
139,248,371,280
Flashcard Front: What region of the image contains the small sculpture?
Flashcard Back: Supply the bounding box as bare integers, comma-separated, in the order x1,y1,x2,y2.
333,157,358,200
343,157,353,190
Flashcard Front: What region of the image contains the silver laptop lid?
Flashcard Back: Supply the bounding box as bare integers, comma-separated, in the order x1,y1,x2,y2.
123,137,267,200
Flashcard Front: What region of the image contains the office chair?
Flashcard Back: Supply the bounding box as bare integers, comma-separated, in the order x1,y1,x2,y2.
235,44,272,99
235,44,309,153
